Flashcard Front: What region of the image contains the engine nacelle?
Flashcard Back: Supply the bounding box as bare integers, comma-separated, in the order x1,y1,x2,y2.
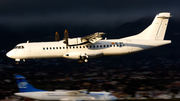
68,37,84,45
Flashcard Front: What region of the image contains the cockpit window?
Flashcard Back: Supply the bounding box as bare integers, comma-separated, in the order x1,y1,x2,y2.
14,46,24,49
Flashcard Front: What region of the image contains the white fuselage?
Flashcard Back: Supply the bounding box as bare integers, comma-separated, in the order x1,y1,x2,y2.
6,12,172,62
15,91,117,101
6,39,171,61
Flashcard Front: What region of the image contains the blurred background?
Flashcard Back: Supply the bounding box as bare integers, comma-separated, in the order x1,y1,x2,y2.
0,0,180,100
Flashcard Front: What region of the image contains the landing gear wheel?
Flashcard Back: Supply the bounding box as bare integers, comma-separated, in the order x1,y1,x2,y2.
84,59,88,63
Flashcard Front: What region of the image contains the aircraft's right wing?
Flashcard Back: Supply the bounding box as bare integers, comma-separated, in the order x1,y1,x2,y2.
81,32,105,43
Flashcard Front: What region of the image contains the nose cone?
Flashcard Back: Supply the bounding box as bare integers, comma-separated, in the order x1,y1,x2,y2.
6,50,15,59
6,51,12,58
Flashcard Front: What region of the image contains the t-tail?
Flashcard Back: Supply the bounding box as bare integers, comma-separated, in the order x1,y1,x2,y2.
123,12,171,40
15,75,45,92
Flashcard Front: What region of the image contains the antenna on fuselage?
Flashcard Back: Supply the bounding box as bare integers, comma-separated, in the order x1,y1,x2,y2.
63,29,69,47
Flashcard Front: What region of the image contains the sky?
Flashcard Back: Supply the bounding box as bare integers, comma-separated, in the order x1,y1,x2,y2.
0,0,179,28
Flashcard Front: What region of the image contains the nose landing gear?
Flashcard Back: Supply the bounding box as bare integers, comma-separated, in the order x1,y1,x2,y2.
15,59,20,65
15,59,25,64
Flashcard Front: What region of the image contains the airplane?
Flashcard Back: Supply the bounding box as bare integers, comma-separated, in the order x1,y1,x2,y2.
6,12,171,63
14,75,118,101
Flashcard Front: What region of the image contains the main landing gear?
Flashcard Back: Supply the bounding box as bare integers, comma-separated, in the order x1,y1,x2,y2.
78,55,88,63
78,59,88,63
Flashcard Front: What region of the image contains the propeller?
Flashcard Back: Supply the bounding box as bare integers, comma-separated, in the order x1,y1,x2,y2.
55,31,60,41
63,29,69,46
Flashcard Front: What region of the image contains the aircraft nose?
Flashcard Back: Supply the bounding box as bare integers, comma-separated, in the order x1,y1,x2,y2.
6,52,11,57
6,51,12,58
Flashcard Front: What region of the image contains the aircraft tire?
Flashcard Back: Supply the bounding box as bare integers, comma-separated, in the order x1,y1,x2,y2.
84,59,88,62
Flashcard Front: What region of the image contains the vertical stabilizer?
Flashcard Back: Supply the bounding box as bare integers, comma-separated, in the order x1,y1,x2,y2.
15,75,45,92
123,12,171,40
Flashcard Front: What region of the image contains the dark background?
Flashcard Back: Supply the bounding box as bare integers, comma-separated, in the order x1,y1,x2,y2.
0,0,180,100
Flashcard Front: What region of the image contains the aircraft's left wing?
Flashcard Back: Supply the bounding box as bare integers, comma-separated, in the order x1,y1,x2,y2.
81,32,105,43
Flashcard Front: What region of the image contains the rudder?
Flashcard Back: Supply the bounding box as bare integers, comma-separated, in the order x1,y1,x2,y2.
15,75,45,92
122,12,171,40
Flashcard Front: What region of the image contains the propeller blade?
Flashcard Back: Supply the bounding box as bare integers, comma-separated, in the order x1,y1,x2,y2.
64,29,69,46
55,31,60,41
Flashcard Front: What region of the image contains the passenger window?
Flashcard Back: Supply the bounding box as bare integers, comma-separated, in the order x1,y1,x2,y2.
86,45,88,48
83,46,85,48
80,46,81,48
43,48,45,50
56,47,58,49
59,47,61,49
107,45,109,47
47,47,48,50
97,45,99,48
63,47,65,49
50,47,52,50
104,45,106,47
93,46,95,48
100,45,102,48
53,47,55,49
76,46,78,48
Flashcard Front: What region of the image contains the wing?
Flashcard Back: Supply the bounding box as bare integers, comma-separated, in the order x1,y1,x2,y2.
81,32,105,43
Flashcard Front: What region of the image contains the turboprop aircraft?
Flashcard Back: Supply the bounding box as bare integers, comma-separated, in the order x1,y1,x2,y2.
6,12,171,63
14,75,118,101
